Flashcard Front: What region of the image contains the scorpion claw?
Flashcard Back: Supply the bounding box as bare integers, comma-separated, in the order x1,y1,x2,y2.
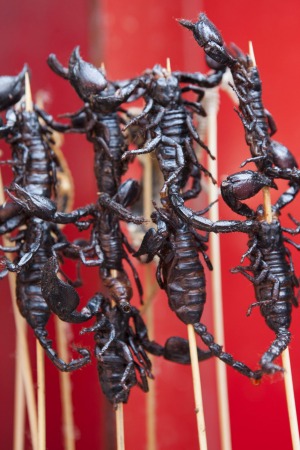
6,183,57,219
179,13,235,68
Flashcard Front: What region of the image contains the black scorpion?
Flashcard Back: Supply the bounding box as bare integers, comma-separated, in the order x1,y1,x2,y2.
120,63,224,204
44,48,145,313
178,13,300,373
41,267,212,406
0,76,95,370
135,204,262,379
179,12,300,211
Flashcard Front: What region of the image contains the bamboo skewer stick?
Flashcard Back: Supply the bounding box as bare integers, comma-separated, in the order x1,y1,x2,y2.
249,40,300,450
262,186,300,450
282,349,300,450
54,318,76,450
0,169,38,450
111,269,126,450
25,71,46,450
115,403,125,450
205,87,232,450
13,335,25,450
143,153,156,450
36,90,77,450
187,324,207,450
36,342,46,450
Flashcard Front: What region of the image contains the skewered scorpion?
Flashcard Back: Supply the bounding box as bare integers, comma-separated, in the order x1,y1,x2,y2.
136,204,262,379
41,179,144,316
179,12,299,212
45,47,146,311
83,300,211,406
177,13,300,373
0,76,95,371
120,63,224,203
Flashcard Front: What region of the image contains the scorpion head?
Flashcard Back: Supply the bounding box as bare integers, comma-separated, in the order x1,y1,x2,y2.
148,64,180,106
67,47,108,103
0,65,27,111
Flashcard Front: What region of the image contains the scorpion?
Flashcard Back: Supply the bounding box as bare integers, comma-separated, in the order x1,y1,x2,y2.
179,12,299,212
41,178,144,315
41,265,212,406
174,13,300,373
135,204,262,379
43,47,146,313
121,63,224,204
0,75,96,371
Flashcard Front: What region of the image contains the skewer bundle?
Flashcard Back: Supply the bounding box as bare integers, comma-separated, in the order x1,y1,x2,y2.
0,10,300,450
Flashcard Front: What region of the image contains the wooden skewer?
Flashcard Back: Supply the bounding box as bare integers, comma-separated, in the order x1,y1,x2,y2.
282,349,300,450
111,269,126,450
36,91,76,450
262,186,300,450
115,403,125,450
143,153,156,450
36,342,46,450
25,71,46,450
187,324,207,450
250,40,300,450
54,318,76,450
205,87,232,450
0,170,38,450
166,57,171,75
13,335,25,450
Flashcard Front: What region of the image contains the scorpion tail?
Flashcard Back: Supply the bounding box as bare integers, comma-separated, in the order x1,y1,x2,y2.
178,13,236,68
35,327,91,372
169,192,250,234
194,323,262,380
259,329,291,374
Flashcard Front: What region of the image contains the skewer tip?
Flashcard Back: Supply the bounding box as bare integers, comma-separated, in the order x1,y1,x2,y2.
248,41,256,67
166,57,172,75
25,71,33,112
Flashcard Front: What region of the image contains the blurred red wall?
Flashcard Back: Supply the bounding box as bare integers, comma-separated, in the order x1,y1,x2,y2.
0,1,300,449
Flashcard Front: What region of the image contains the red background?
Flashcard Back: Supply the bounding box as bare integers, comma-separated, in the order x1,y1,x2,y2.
1,1,300,449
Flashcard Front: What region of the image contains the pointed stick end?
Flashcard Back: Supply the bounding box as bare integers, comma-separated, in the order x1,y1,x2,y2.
248,41,257,67
25,71,33,112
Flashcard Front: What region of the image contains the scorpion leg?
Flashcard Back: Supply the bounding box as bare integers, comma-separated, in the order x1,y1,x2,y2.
134,363,150,393
186,114,215,160
35,327,90,372
1,222,43,272
41,256,103,323
98,193,145,225
194,323,262,380
182,164,202,201
123,253,143,304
